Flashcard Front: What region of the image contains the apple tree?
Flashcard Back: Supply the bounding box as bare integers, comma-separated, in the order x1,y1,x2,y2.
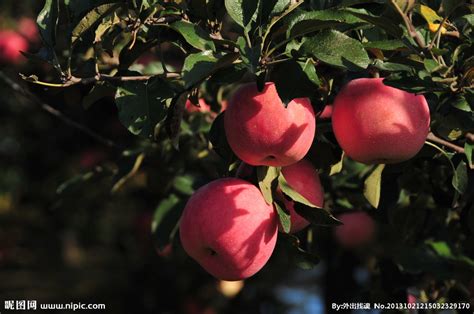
2,0,473,311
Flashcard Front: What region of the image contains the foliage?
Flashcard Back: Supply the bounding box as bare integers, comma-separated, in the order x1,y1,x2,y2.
2,0,473,310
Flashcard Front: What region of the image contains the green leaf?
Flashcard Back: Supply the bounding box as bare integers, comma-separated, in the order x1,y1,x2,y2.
465,142,473,169
37,0,59,47
345,8,403,38
274,200,291,233
71,3,121,45
279,173,340,226
372,59,413,72
152,194,183,250
299,30,370,71
182,51,219,88
262,0,291,19
329,152,344,176
257,166,280,204
363,40,405,50
272,60,320,105
170,21,216,51
286,8,365,39
173,175,196,195
281,234,320,269
208,112,236,162
224,0,259,30
115,77,175,139
451,97,471,112
452,161,468,194
364,164,385,208
165,92,189,150
278,172,314,208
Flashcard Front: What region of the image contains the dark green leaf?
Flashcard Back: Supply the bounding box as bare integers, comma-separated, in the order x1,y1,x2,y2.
37,0,59,47
208,112,236,162
345,8,403,38
452,161,468,194
224,0,259,30
115,77,175,139
465,142,473,169
71,3,121,45
363,40,405,50
299,30,370,71
173,175,196,195
182,51,219,88
262,0,291,18
165,92,189,149
272,60,320,105
286,8,365,39
152,194,184,250
170,21,216,51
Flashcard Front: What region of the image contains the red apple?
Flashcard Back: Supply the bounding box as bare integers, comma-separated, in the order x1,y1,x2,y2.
334,212,375,248
332,78,430,164
79,149,106,168
319,105,333,119
18,18,39,43
0,30,28,64
179,178,278,281
224,82,315,167
279,159,324,233
185,98,211,113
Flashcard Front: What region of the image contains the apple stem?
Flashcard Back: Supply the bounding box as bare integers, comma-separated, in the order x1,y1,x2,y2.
426,132,465,154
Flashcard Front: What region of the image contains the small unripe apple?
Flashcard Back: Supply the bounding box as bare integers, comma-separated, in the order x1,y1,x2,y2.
224,82,315,167
332,78,430,164
279,159,324,233
0,30,28,64
334,212,375,248
179,178,278,281
18,18,39,43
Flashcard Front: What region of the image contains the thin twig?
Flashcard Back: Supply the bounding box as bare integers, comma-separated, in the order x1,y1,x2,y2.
426,132,465,154
0,71,123,150
428,16,448,50
390,0,426,49
23,72,181,88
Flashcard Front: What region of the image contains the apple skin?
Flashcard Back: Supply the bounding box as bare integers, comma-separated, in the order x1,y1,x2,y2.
185,98,211,113
334,212,375,248
319,105,333,119
179,178,278,281
332,78,430,164
18,18,39,43
224,82,316,167
279,159,324,233
0,31,28,64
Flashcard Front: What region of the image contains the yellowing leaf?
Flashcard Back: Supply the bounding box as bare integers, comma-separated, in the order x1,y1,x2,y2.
418,4,442,24
428,22,447,34
363,164,385,208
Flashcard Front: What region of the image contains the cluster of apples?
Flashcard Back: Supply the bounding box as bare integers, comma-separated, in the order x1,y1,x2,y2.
0,18,38,65
179,78,430,281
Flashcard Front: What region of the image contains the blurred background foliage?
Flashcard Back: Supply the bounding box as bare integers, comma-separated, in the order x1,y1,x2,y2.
0,0,473,313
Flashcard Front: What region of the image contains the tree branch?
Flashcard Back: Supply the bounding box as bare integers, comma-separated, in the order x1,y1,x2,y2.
390,0,426,49
0,71,123,150
22,72,181,88
426,132,465,154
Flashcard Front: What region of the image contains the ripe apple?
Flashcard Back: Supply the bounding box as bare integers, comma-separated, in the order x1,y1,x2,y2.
185,98,211,113
279,159,324,233
319,104,333,119
224,82,315,167
18,18,39,43
0,30,28,64
334,212,375,248
332,78,430,164
179,178,278,281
